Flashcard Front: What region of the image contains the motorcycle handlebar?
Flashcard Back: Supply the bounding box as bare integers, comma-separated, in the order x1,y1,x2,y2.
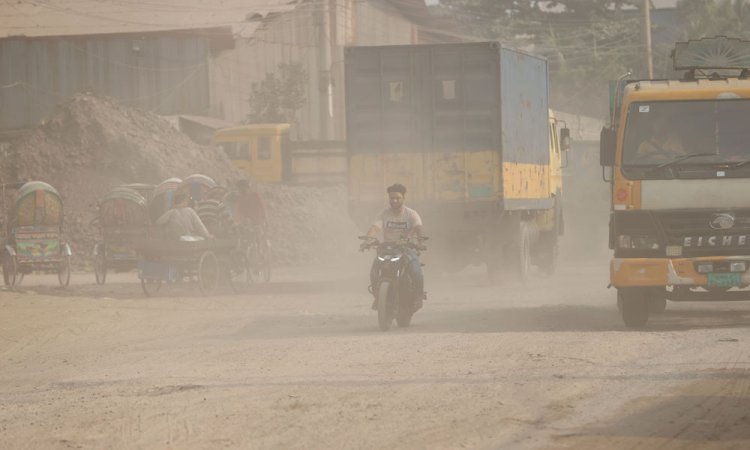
358,236,428,252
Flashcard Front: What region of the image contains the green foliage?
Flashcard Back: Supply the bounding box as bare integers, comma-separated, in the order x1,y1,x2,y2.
435,1,644,116
434,1,750,116
246,62,308,124
676,0,750,40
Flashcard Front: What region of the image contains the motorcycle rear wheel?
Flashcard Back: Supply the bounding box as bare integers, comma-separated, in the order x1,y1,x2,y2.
377,280,393,331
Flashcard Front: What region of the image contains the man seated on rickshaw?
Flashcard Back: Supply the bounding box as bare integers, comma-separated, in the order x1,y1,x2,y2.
155,192,213,241
195,187,233,238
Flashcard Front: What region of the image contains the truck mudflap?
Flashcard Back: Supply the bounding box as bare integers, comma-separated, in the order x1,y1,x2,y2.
611,256,750,288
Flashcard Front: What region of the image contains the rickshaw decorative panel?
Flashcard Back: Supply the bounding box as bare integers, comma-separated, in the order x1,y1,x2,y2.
100,188,148,228
15,182,63,227
16,238,60,260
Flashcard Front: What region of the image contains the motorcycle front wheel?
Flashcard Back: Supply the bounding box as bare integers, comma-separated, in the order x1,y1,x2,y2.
377,280,393,331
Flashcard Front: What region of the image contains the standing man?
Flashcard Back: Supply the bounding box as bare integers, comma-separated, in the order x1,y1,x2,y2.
362,183,425,309
233,179,267,231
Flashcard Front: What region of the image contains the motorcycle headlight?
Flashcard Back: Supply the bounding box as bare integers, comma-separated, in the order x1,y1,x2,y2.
618,235,660,250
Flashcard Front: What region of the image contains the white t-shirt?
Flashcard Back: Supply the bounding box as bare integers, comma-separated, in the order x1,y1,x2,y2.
373,206,423,243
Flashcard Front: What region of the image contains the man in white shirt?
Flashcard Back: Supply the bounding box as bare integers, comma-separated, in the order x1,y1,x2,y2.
362,183,425,309
156,192,212,241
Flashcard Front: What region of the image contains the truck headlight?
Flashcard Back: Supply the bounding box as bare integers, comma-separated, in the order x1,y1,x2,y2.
618,235,660,250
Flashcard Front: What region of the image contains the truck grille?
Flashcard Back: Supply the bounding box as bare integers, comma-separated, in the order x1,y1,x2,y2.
655,210,750,256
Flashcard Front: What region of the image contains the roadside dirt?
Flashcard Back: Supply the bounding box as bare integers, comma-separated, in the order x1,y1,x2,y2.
2,253,750,449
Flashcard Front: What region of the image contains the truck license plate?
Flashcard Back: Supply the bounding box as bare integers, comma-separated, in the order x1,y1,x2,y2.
707,273,742,287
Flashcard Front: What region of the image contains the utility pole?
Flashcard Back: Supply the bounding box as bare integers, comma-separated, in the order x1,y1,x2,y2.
643,0,654,78
315,0,332,140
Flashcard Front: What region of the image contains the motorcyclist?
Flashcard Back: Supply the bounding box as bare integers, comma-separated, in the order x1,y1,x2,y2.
361,183,425,310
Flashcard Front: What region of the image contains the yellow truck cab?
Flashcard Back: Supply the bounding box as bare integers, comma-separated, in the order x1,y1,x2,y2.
600,36,750,327
213,123,290,183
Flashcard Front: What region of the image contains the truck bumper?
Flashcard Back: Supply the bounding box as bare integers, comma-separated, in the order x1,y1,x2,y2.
610,256,750,287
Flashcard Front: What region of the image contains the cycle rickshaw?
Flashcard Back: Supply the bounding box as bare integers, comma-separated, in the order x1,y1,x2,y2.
92,186,150,284
2,181,72,287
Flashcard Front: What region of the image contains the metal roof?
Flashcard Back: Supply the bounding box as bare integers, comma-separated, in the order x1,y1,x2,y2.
0,0,302,39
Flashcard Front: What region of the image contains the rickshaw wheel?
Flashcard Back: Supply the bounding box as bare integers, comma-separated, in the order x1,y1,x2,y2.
141,278,162,297
3,254,17,287
198,251,219,296
94,250,107,285
248,240,272,283
58,255,71,287
229,251,250,294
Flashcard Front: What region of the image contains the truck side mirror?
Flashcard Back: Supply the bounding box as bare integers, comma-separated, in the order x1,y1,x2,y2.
600,127,616,166
560,127,571,152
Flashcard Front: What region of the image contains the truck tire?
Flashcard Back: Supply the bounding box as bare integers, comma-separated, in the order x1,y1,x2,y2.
536,232,558,276
648,289,668,314
506,221,531,282
618,288,650,328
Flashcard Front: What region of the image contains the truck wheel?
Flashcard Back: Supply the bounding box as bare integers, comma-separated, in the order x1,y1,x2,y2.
649,295,667,314
618,288,650,328
506,221,531,282
536,232,559,276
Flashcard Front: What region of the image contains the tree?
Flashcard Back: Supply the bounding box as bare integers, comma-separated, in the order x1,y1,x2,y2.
676,0,750,40
434,0,643,117
246,62,308,124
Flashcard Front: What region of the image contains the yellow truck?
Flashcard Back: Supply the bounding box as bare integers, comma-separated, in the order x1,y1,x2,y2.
213,123,346,185
600,36,750,327
345,42,570,280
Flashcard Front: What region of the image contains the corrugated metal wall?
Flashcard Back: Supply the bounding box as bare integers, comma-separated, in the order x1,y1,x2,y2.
0,35,210,131
209,0,416,141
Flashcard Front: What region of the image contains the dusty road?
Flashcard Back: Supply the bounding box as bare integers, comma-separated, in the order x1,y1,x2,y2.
2,253,750,449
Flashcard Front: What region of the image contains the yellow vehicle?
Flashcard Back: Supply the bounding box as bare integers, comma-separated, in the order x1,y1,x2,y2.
213,123,290,183
600,36,750,327
213,123,346,184
345,42,570,280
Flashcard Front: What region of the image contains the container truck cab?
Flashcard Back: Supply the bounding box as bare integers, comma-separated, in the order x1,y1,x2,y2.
600,36,750,327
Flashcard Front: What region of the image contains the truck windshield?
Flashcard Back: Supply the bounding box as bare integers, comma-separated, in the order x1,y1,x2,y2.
622,99,750,167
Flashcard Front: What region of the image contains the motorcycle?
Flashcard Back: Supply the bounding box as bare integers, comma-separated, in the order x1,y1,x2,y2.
360,235,428,331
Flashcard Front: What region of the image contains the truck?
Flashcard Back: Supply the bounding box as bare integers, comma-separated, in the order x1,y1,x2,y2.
600,36,750,328
213,123,347,185
344,42,570,281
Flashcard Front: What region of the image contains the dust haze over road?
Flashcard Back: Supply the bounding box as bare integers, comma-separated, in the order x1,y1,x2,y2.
3,227,750,449
1,139,749,449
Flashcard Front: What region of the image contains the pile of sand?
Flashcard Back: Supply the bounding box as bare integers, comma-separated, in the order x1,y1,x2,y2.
1,93,357,267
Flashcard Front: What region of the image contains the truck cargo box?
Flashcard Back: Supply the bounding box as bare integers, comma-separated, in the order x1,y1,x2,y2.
345,42,551,212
